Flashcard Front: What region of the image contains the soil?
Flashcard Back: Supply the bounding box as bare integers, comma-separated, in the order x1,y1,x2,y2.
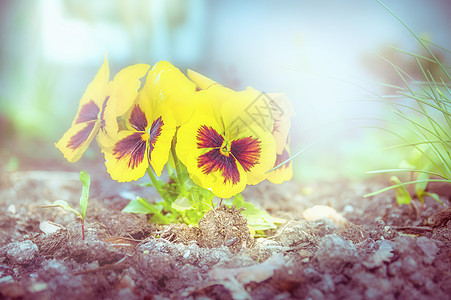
0,142,450,299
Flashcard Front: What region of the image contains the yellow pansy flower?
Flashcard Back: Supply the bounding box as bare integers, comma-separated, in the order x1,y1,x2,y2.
176,89,276,198
55,57,149,162
187,70,295,185
103,65,177,182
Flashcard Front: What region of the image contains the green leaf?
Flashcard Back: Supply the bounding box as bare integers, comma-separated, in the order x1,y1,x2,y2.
79,170,90,220
172,196,192,211
390,176,412,205
50,200,81,218
423,191,443,205
122,197,173,224
415,171,430,197
150,213,173,225
183,209,205,225
233,194,276,231
122,197,156,214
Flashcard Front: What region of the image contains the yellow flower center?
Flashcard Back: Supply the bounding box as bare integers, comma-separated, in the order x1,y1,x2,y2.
220,140,231,157
142,132,150,141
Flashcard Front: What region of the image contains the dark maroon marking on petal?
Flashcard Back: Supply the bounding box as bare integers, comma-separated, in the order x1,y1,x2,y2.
113,132,147,169
198,149,240,184
272,119,281,134
75,100,100,124
67,121,96,150
274,148,291,169
99,96,109,132
231,137,261,172
196,125,223,149
148,116,164,161
129,105,148,132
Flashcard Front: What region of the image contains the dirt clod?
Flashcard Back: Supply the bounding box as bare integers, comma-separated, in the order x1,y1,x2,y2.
198,205,253,253
5,240,38,265
159,223,199,244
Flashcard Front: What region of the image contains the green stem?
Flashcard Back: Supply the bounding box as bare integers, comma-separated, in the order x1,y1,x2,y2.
146,167,167,201
146,167,178,216
136,197,173,224
171,146,187,196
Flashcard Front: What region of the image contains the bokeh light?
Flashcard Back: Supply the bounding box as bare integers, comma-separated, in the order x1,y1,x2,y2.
1,0,450,180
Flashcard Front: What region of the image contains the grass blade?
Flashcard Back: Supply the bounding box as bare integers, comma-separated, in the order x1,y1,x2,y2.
364,179,450,197
376,0,449,79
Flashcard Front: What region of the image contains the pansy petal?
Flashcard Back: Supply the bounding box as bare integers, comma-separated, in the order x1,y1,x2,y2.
176,113,248,198
267,93,295,118
98,64,149,145
198,148,245,183
96,126,117,150
120,96,146,138
197,125,224,149
136,80,177,175
187,69,219,90
129,104,148,132
104,131,148,182
150,61,196,101
148,109,177,176
267,93,294,154
235,123,276,185
75,100,100,124
96,94,118,149
188,90,219,124
222,87,274,134
73,57,110,125
231,136,261,172
190,81,269,134
55,121,100,163
116,86,177,177
272,117,291,154
176,114,222,170
148,61,197,126
57,57,108,162
267,146,293,184
110,63,150,116
197,159,247,198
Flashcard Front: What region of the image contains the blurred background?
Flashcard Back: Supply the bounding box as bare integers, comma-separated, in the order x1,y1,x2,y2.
0,0,450,181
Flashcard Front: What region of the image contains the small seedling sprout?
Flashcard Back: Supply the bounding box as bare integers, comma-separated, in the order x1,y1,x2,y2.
43,170,90,239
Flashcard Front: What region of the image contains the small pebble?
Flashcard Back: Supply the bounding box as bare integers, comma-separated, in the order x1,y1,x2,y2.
343,205,354,214
29,282,48,292
39,221,62,235
7,204,16,215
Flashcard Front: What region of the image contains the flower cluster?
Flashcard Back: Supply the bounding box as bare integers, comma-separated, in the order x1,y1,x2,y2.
56,58,294,198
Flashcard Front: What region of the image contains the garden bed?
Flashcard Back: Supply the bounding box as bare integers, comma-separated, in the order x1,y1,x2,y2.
0,160,450,299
